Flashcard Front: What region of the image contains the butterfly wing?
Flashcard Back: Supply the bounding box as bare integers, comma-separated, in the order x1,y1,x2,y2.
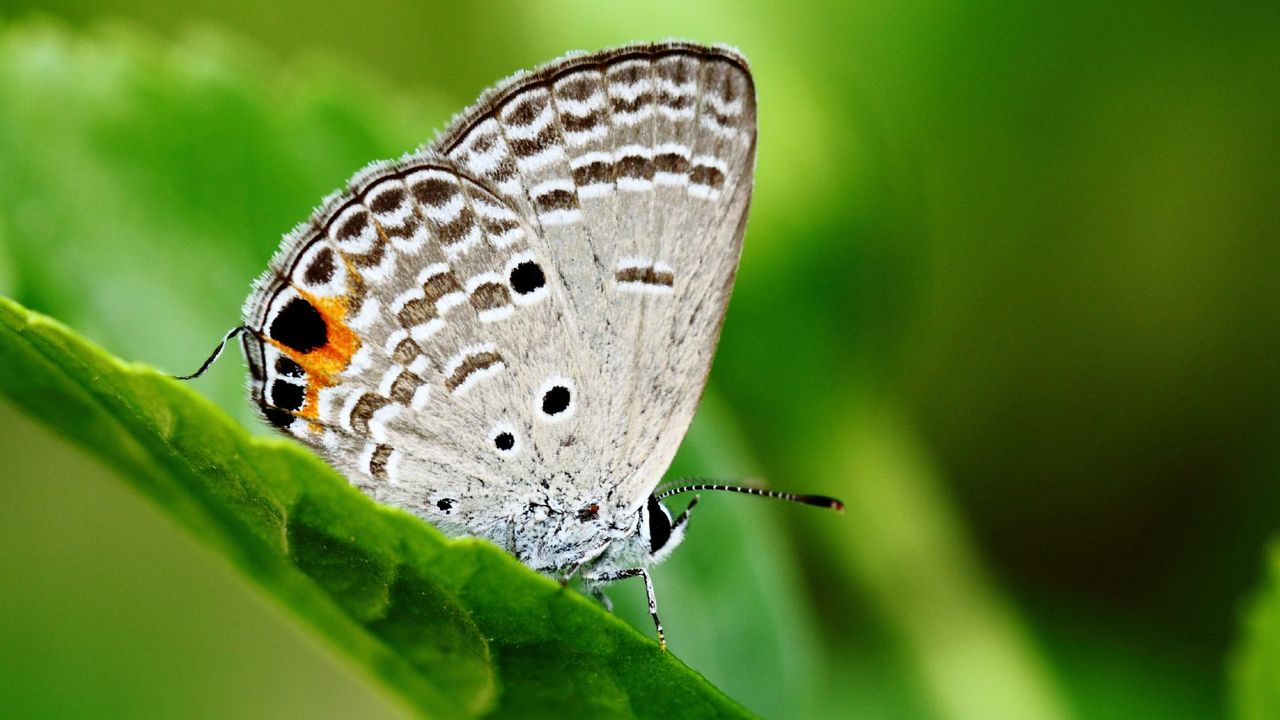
434,42,757,514
242,160,586,544
241,43,756,564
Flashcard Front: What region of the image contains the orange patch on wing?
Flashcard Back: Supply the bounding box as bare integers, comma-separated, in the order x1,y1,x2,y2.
301,382,323,422
267,289,362,420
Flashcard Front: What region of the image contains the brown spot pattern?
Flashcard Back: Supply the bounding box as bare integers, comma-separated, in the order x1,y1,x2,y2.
662,57,692,82
616,266,675,287
556,74,595,102
690,164,726,190
379,217,420,241
533,188,577,213
660,93,693,111
303,246,336,285
560,111,604,134
445,351,504,393
720,70,739,102
450,127,518,185
616,153,654,182
367,185,405,214
507,126,558,159
469,132,495,153
388,371,422,405
423,270,463,304
396,297,436,327
410,175,457,208
335,210,369,242
433,207,477,248
572,160,613,187
479,213,521,238
345,234,388,269
610,63,644,85
489,156,518,183
704,108,737,130
368,444,393,480
390,338,418,365
654,152,690,175
349,393,391,436
470,282,511,312
610,93,654,114
505,93,544,127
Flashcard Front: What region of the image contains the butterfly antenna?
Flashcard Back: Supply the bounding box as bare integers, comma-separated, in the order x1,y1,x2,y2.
174,325,248,381
656,479,844,512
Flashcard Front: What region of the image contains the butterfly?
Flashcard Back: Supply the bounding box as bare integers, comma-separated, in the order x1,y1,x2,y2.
183,41,841,649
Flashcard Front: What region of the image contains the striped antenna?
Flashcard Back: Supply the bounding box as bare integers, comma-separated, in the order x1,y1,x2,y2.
175,325,248,380
656,480,844,512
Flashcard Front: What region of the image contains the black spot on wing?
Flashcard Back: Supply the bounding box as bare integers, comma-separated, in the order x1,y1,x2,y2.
269,297,327,353
510,261,545,295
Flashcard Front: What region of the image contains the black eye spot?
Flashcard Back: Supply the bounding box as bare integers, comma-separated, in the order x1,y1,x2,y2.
436,498,454,512
647,496,672,554
542,385,571,415
510,260,546,294
275,356,304,378
271,380,305,411
269,297,328,353
494,432,515,451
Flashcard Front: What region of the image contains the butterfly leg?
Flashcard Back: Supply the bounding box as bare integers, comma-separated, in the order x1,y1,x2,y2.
559,560,583,587
589,586,614,613
586,567,666,650
557,543,610,586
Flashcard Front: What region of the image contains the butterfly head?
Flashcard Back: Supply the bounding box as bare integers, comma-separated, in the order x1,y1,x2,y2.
631,483,845,567
591,484,841,578
581,494,695,575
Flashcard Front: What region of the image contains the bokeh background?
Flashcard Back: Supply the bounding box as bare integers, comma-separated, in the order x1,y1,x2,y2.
2,1,1278,718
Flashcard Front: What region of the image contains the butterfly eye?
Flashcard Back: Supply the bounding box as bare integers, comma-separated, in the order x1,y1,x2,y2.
488,422,521,458
647,496,673,554
535,376,576,421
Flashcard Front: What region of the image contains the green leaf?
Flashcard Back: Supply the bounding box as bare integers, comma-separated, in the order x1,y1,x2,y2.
0,20,433,430
0,295,748,718
0,19,821,717
1231,543,1280,720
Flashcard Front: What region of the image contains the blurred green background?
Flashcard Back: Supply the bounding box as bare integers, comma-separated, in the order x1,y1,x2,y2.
1,1,1278,718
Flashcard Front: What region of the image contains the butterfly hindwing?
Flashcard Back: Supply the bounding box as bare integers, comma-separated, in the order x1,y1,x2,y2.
243,161,585,541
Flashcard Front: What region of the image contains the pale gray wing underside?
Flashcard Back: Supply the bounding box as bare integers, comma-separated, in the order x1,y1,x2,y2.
434,43,757,513
240,43,756,558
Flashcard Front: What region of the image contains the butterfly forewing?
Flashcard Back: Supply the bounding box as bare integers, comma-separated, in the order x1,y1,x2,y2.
434,43,757,515
242,42,756,566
